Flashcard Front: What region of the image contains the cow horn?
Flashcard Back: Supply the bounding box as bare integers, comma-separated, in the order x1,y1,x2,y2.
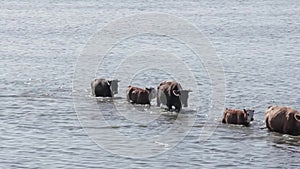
106,81,111,86
172,90,180,97
295,113,300,121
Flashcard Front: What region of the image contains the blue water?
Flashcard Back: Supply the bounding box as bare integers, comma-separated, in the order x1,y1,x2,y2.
1,0,299,168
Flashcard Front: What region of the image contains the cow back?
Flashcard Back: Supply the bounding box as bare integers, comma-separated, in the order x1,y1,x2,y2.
91,79,113,97
127,86,152,104
223,109,248,126
265,106,300,135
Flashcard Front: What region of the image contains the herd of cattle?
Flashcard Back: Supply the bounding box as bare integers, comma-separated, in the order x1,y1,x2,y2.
91,78,300,136
91,78,191,112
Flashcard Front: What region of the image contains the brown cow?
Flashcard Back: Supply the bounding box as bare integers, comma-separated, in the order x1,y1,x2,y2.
126,86,156,105
157,81,191,108
157,81,183,112
91,78,120,97
222,108,255,126
265,105,300,136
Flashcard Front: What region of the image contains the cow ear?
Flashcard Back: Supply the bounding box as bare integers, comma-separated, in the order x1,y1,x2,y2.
107,80,112,86
294,113,300,121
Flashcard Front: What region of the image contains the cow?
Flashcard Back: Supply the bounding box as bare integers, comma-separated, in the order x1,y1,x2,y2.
156,81,184,112
265,105,300,136
126,86,156,105
91,78,119,97
222,108,255,126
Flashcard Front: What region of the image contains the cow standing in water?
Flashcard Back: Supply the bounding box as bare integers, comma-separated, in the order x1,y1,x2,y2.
91,78,119,97
265,105,300,136
157,81,192,108
126,86,156,105
222,108,255,126
157,81,188,112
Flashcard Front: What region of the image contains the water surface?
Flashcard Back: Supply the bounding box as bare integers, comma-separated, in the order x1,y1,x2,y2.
1,0,299,168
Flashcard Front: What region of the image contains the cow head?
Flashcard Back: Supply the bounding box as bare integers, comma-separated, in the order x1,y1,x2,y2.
146,87,157,100
179,89,192,107
244,109,255,122
107,79,120,94
171,82,182,97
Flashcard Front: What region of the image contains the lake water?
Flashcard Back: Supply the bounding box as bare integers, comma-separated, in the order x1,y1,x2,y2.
1,0,299,168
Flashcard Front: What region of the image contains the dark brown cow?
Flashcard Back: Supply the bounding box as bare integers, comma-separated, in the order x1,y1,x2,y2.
91,78,120,97
222,108,255,126
157,81,183,112
126,86,156,105
265,105,300,136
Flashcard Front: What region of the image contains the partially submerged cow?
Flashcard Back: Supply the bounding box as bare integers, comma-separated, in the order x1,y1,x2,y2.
222,108,255,126
157,81,187,112
265,105,300,136
91,78,120,97
126,86,156,105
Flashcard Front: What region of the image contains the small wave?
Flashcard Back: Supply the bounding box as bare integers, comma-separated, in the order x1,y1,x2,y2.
154,141,169,148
